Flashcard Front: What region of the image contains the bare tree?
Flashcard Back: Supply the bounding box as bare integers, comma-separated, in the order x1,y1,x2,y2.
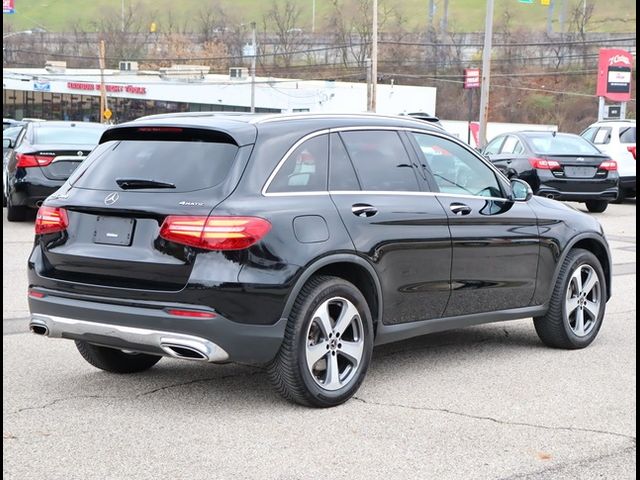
568,0,595,67
263,0,304,68
328,0,400,68
197,5,227,43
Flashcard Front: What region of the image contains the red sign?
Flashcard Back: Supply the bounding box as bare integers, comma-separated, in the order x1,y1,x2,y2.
464,68,480,89
66,81,147,95
3,0,15,14
596,49,633,102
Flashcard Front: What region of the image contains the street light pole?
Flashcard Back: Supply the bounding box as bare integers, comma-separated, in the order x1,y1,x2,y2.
478,0,494,148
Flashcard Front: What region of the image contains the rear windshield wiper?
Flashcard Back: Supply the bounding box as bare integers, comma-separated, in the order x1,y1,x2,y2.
116,178,176,190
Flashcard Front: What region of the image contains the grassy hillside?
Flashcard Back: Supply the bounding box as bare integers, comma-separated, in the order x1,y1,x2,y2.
3,0,636,33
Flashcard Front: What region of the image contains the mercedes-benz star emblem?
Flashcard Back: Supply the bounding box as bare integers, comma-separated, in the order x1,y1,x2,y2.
104,192,119,205
77,151,84,157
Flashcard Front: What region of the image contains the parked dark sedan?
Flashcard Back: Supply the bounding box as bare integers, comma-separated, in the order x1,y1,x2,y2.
28,113,611,408
483,131,618,212
5,121,106,221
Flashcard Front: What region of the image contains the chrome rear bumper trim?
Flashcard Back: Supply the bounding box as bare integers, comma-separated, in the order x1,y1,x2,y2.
29,314,229,363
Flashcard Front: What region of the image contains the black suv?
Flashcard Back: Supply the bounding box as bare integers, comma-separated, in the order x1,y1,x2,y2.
28,114,612,407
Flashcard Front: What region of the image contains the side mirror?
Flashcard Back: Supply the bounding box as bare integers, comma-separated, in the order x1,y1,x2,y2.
510,178,532,202
3,138,13,149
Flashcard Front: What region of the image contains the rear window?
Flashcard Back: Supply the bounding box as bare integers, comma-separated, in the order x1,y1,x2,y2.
527,134,601,155
619,126,636,144
34,126,104,145
73,140,238,192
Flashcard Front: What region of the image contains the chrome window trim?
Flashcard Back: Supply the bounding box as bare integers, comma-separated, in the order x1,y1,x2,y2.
262,125,511,199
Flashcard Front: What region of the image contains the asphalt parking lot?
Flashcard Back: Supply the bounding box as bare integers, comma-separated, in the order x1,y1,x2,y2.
3,201,636,480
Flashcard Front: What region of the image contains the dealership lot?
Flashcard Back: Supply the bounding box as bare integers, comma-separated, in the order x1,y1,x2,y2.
3,202,636,479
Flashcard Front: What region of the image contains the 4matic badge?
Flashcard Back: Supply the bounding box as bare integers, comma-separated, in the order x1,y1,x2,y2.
179,201,205,206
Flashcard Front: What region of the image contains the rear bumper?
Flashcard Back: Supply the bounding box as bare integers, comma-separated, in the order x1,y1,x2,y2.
535,187,618,202
534,171,618,201
10,174,63,208
28,291,286,364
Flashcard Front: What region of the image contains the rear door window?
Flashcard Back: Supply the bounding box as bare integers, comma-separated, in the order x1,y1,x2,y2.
329,133,360,191
266,134,329,193
500,136,523,154
619,126,636,144
73,140,239,192
339,130,420,191
592,128,612,145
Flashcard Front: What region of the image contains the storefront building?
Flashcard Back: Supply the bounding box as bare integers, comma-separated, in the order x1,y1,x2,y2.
3,67,437,123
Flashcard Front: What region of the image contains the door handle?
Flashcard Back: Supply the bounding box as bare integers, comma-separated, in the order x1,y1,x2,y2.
352,204,378,217
449,203,472,216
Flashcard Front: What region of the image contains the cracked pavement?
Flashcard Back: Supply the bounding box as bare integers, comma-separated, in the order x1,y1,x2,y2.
3,201,636,479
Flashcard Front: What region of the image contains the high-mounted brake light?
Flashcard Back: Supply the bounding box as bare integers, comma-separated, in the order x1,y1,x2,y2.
159,216,271,251
16,153,55,168
529,157,561,170
137,127,183,133
35,206,69,235
598,160,617,171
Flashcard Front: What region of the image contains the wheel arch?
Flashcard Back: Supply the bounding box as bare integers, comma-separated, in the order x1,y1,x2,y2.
282,254,383,333
554,234,612,300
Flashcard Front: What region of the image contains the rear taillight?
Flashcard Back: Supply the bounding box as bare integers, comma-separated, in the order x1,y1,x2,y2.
35,206,69,234
16,153,55,168
529,157,561,170
159,216,271,251
627,146,636,160
598,160,617,171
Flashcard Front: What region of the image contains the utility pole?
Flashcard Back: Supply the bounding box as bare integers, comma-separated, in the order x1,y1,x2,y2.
371,0,378,112
428,0,435,32
546,0,555,35
478,0,494,148
250,22,257,113
312,0,316,33
366,58,372,111
121,0,125,33
441,0,449,33
98,39,108,123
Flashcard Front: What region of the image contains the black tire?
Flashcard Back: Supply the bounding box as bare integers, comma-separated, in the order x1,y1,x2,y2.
75,340,162,373
585,200,608,213
268,275,374,408
6,194,27,221
534,248,606,349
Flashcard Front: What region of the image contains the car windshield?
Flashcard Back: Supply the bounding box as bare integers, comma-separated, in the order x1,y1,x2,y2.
34,126,104,145
527,134,601,155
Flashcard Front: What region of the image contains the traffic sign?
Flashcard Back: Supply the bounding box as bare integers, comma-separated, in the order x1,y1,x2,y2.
103,108,112,120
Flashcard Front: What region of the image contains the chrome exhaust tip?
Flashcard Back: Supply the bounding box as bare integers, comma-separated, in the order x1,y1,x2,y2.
160,338,211,361
29,318,50,336
546,193,555,199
